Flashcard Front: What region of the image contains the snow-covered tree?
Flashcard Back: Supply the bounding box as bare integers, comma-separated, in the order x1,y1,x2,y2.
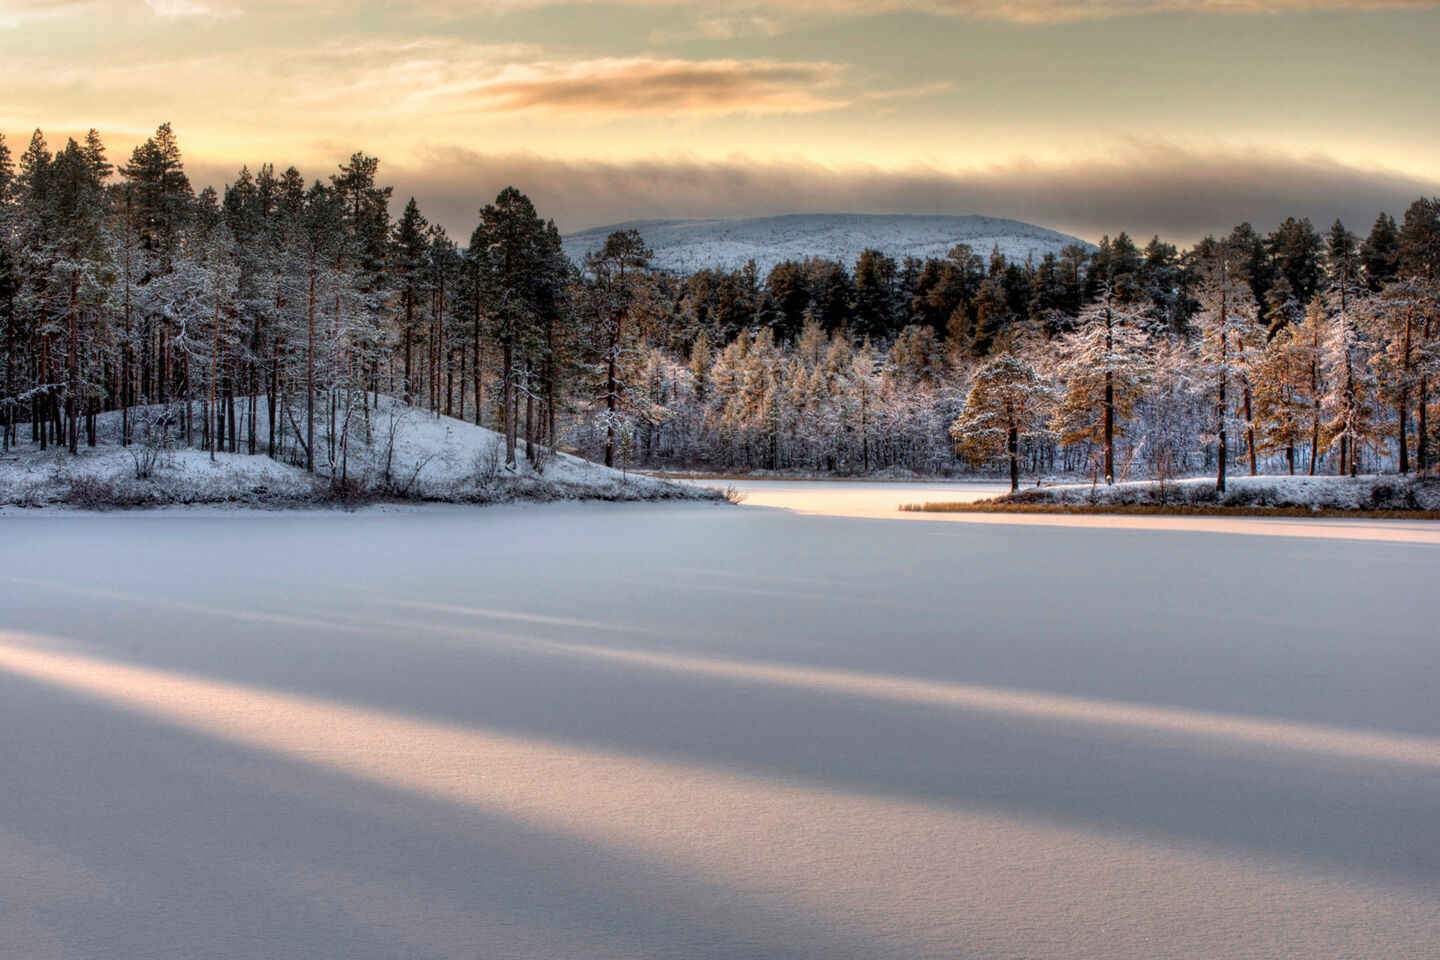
950,354,1055,490
1055,284,1152,483
1193,243,1263,492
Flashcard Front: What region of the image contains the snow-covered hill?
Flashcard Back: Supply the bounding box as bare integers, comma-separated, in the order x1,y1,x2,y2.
0,398,716,509
562,214,1093,274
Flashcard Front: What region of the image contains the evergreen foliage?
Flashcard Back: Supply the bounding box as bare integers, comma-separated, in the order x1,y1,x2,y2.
0,124,1436,482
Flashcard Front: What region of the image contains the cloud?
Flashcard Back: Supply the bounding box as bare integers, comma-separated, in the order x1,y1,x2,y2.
760,0,1440,23
7,0,1437,31
346,144,1438,246
143,0,239,16
441,58,848,115
0,0,96,28
39,40,850,121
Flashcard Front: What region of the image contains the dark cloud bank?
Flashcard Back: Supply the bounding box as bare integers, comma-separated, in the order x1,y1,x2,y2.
196,147,1438,248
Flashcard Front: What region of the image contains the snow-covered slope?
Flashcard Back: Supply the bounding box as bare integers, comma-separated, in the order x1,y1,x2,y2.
0,398,715,508
562,214,1093,274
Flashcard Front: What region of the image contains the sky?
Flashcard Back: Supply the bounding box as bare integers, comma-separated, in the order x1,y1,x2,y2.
3,0,1439,244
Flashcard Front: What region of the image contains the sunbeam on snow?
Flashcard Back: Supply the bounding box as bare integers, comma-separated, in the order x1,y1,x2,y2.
0,631,1436,960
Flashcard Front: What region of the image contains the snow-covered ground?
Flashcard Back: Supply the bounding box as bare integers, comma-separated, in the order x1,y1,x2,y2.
562,213,1092,274
995,473,1440,511
0,398,711,508
1,490,1437,959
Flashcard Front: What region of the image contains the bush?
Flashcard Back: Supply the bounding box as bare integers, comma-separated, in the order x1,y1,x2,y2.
59,474,144,509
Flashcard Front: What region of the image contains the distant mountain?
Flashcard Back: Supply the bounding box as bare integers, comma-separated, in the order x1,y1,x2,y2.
561,214,1094,274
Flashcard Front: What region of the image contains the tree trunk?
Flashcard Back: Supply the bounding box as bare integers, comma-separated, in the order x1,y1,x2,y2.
403,325,412,406
1243,379,1257,476
209,290,220,460
1419,375,1429,473
1397,309,1413,473
306,270,316,473
67,283,79,455
503,339,516,466
473,297,483,427
605,347,618,468
525,383,535,462
1309,359,1321,476
1008,424,1019,492
1216,281,1228,494
1103,372,1114,485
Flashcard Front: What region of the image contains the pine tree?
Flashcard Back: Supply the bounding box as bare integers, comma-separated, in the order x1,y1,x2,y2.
1320,222,1379,476
1252,319,1318,475
885,325,943,389
391,198,429,405
1193,241,1263,491
951,354,1054,490
120,123,192,271
0,133,16,451
1368,278,1435,473
1055,284,1152,483
1265,216,1325,306
471,187,553,466
48,137,114,453
852,248,898,341
1361,212,1401,291
1397,198,1440,472
583,229,654,468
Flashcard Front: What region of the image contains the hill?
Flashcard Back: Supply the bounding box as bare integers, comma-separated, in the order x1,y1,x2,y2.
561,214,1094,274
0,398,717,509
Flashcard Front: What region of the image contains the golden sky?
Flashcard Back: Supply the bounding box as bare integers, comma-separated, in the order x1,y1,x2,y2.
4,0,1439,240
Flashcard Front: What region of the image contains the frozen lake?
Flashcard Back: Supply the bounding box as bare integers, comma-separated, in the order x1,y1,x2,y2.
2,487,1438,959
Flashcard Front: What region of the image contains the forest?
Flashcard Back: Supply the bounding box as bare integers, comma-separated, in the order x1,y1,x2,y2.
2,124,1438,488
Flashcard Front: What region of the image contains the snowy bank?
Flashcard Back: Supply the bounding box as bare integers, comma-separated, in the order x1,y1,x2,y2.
1,400,718,509
977,474,1440,513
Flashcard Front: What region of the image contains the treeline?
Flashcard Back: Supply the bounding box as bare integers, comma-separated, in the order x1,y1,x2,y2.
1,123,1437,486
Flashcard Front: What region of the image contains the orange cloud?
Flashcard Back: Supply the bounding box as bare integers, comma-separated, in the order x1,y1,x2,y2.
759,0,1440,22
443,58,848,115
21,0,1438,28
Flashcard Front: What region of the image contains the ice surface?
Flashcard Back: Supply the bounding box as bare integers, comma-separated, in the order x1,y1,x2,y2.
696,478,1012,516
561,213,1093,274
1,490,1437,959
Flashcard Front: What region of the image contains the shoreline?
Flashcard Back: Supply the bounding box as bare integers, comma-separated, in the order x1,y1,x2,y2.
900,502,1440,520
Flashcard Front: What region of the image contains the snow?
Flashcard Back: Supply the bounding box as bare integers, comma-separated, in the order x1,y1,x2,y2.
562,213,1094,274
994,473,1440,511
0,398,713,508
698,478,1011,517
1,487,1437,959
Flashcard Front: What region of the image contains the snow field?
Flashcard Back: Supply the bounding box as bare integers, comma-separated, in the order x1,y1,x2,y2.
0,493,1436,958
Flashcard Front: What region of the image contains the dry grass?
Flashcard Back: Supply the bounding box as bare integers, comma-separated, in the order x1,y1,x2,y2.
899,501,1440,520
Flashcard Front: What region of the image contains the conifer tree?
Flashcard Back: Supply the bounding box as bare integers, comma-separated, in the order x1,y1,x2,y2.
1362,212,1401,291
951,354,1054,490
584,229,654,468
1265,217,1325,307
1321,222,1378,475
1368,278,1434,473
391,198,429,405
471,187,552,466
1194,241,1263,491
48,137,113,453
1252,318,1319,474
1397,198,1440,472
1055,284,1152,483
